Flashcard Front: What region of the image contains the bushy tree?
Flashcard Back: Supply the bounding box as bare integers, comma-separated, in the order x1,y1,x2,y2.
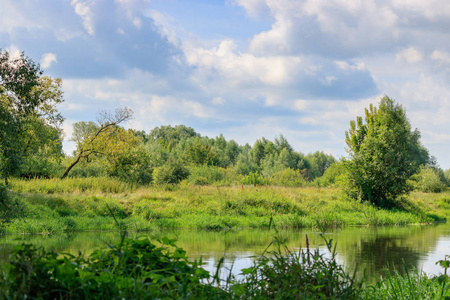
343,96,429,207
409,166,446,193
0,50,64,184
153,159,189,185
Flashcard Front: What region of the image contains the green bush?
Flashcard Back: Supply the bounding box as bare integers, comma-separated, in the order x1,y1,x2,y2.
153,159,190,185
0,237,224,299
0,183,25,223
187,165,224,185
242,171,267,186
409,166,446,193
314,162,344,187
269,168,305,187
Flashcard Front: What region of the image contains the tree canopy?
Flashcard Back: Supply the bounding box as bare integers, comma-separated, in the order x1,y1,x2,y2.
0,50,64,184
343,96,429,206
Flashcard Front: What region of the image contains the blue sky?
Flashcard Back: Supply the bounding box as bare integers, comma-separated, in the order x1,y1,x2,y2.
2,0,450,168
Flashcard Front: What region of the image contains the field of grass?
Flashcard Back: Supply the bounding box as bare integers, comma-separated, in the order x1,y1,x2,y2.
2,177,448,234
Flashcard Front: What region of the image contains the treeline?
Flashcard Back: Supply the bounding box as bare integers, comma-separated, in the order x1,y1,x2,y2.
17,119,337,187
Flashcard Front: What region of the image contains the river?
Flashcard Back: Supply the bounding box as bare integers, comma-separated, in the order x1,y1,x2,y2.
1,223,450,280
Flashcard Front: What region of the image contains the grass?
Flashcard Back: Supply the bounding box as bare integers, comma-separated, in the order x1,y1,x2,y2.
2,178,448,234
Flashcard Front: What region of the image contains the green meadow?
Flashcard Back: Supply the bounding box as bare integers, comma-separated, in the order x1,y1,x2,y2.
3,177,448,235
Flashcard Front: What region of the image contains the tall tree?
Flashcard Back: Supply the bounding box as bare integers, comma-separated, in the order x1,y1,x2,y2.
0,50,64,184
344,96,429,207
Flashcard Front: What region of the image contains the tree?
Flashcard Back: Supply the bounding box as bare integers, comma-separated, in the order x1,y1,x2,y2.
343,96,429,207
0,50,64,184
61,108,133,178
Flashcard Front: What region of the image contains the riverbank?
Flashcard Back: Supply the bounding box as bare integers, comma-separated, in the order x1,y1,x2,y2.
2,177,449,235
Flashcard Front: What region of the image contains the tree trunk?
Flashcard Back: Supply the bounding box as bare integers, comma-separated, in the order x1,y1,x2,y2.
61,154,82,179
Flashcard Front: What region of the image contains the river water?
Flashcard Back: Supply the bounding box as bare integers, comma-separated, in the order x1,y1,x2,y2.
1,223,450,280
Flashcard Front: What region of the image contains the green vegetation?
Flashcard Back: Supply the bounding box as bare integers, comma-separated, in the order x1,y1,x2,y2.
0,177,447,235
344,96,430,207
1,233,449,299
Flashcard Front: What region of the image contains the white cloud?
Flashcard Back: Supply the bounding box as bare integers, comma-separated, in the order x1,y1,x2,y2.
431,50,450,64
185,39,302,87
40,53,57,69
396,47,423,64
71,0,95,35
232,0,269,18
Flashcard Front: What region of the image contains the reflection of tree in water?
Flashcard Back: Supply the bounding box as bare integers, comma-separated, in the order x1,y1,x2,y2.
355,237,423,277
339,226,442,280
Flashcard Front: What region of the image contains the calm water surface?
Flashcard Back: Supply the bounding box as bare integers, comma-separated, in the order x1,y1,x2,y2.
1,223,450,279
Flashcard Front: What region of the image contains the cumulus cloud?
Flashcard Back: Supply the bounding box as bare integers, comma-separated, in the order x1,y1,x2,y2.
40,53,57,69
396,47,423,64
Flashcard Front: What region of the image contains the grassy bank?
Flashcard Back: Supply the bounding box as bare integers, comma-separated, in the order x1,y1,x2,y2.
2,177,449,234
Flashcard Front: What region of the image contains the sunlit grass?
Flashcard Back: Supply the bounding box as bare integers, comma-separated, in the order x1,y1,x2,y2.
3,178,447,234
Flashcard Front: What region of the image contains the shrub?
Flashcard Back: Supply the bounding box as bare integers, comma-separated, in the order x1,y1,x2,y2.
409,166,446,193
0,237,224,299
234,235,361,299
0,183,25,223
269,168,305,187
242,171,267,186
314,162,344,187
153,159,189,185
187,165,224,185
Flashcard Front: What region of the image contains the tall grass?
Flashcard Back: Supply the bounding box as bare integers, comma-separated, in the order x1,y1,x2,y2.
2,178,445,234
9,177,136,194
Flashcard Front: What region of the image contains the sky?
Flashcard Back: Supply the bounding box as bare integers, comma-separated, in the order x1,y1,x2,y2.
1,0,450,169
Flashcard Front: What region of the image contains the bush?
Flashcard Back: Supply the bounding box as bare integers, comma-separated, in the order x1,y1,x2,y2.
187,165,224,185
0,183,24,223
269,168,305,187
153,159,189,185
314,162,344,187
409,166,446,193
242,171,267,186
0,237,224,299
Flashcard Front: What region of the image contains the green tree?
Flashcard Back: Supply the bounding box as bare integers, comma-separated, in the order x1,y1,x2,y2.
61,108,133,178
0,50,64,184
343,96,429,206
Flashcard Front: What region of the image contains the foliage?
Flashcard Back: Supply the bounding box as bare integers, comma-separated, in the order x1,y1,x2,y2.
0,237,225,299
0,50,64,184
153,159,190,185
362,264,450,300
234,152,259,175
242,171,268,186
409,166,446,193
102,133,152,185
269,168,306,187
314,161,345,187
343,96,429,207
187,139,220,166
187,165,225,185
62,108,134,179
306,151,336,179
234,235,361,299
0,183,25,224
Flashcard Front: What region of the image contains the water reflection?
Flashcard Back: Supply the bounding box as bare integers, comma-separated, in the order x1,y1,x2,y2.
1,223,449,279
